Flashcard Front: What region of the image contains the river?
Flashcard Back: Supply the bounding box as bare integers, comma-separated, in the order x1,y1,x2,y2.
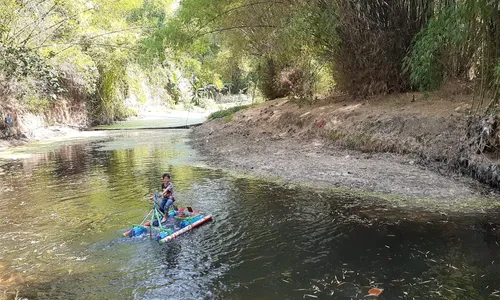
0,129,499,299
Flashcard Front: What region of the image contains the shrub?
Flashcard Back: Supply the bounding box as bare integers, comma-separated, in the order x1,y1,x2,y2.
207,105,250,120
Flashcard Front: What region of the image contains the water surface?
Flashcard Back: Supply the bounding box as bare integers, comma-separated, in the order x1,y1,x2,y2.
0,130,499,299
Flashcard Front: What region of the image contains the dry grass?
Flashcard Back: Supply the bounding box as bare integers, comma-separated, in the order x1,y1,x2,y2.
206,84,500,188
216,88,500,183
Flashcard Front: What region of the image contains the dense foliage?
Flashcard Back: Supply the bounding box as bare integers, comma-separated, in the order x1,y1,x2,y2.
0,0,498,125
153,0,498,103
0,0,184,124
404,1,499,98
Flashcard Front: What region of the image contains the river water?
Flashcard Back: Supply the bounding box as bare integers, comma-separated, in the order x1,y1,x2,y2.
0,130,499,300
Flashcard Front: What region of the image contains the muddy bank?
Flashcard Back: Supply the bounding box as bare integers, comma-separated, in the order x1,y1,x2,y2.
0,125,89,152
190,94,500,210
0,97,87,150
0,119,86,151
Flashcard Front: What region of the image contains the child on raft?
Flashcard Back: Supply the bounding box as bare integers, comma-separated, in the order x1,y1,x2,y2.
160,188,175,222
149,173,176,220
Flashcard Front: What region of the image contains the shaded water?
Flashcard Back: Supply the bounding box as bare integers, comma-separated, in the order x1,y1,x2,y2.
1,130,500,299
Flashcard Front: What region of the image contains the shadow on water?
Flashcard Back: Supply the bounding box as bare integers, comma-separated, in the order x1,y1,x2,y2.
1,130,500,299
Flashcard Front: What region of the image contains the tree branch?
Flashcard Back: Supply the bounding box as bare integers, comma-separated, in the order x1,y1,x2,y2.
52,42,133,56
199,1,286,29
196,25,277,38
18,3,59,47
36,26,154,50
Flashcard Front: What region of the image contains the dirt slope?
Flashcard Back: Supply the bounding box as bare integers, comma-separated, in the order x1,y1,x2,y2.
190,90,500,210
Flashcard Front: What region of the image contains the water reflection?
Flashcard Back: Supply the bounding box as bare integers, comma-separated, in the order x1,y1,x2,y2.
0,130,499,299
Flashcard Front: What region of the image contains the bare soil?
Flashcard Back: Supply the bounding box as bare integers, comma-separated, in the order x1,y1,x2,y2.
190,89,500,209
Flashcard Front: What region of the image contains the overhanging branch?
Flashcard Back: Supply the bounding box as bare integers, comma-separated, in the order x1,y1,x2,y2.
196,25,277,38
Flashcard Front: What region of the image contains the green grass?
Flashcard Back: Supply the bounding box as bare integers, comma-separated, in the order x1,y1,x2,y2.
207,105,250,121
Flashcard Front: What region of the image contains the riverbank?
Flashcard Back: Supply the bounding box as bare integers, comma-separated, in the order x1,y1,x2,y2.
0,126,85,151
0,99,249,150
190,90,500,211
0,109,211,151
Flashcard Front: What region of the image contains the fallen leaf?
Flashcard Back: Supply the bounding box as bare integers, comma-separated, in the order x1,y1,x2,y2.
368,288,384,297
